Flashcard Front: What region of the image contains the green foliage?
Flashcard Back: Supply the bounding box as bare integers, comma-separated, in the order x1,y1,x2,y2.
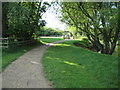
39,27,63,36
68,26,77,38
42,40,118,88
3,2,51,39
74,38,91,47
60,2,120,55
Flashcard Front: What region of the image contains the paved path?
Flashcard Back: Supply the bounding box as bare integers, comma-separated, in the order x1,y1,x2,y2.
2,39,71,88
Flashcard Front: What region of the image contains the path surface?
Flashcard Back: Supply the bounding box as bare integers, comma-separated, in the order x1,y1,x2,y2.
2,39,71,88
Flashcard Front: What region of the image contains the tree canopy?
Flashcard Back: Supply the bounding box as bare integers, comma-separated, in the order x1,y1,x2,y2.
60,2,119,55
2,2,120,55
2,2,50,39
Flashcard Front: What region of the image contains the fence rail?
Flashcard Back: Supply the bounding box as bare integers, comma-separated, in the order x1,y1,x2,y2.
0,37,37,48
0,38,8,48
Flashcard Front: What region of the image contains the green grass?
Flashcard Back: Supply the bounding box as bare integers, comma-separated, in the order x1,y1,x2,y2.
1,42,43,71
40,37,63,43
42,40,119,88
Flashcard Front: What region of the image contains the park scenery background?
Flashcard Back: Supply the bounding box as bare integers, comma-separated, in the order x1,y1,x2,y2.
0,1,120,88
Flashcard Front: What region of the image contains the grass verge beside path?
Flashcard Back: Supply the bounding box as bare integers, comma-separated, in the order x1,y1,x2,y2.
1,42,42,71
42,40,119,88
1,37,63,71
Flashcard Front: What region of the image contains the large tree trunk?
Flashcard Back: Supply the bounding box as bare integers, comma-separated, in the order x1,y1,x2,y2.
109,30,119,55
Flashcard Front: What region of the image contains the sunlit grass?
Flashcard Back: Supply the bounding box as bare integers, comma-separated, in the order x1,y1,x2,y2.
42,40,119,88
63,61,85,69
40,37,63,44
41,36,62,38
54,44,71,47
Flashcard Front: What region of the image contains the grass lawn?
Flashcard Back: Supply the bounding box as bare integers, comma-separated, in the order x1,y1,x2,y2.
42,40,119,88
40,37,63,43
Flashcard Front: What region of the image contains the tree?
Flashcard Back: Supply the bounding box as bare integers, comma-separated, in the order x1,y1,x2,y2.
2,2,51,40
60,2,120,55
38,26,63,36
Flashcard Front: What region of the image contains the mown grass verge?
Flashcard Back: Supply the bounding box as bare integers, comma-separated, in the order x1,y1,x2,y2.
40,37,63,43
42,40,119,88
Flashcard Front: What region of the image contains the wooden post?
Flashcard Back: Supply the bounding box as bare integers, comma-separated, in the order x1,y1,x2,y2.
7,37,8,48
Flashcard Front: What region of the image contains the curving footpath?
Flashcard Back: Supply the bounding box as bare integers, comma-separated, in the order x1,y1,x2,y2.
2,39,71,88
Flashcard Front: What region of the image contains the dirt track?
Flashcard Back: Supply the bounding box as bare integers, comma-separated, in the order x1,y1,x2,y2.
2,39,71,88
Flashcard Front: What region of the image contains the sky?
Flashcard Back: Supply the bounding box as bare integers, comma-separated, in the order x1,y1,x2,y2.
42,2,67,31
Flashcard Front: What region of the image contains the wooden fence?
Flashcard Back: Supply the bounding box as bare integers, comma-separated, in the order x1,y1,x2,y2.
0,38,8,48
0,37,37,48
